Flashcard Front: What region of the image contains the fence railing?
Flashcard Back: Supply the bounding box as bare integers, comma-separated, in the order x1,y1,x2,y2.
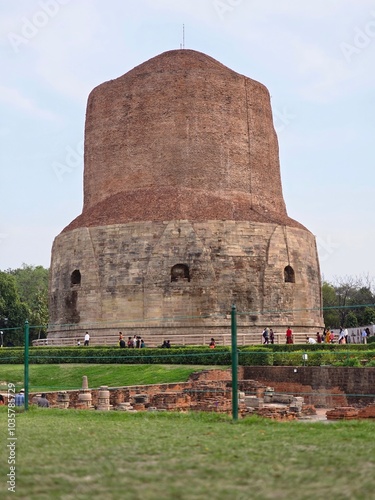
31,331,369,347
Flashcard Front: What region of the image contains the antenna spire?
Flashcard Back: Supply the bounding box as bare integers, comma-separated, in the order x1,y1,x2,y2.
180,24,185,49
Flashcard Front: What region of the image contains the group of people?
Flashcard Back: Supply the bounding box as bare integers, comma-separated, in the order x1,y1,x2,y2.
315,327,348,344
262,327,295,344
262,327,276,344
262,325,370,345
118,332,146,348
77,332,90,346
78,325,372,349
2,389,50,407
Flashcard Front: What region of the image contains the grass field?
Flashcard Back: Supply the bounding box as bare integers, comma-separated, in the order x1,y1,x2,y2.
0,364,229,392
1,408,374,500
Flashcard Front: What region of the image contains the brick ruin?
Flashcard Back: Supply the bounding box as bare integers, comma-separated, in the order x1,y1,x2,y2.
21,368,375,420
49,49,323,341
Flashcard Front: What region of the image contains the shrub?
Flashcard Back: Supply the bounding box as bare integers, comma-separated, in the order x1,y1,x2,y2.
238,347,273,366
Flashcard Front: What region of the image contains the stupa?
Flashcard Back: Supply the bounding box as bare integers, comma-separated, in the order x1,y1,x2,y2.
48,49,323,340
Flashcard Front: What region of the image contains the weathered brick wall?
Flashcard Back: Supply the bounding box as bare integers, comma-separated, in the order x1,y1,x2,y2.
70,49,296,229
243,367,375,405
25,368,374,412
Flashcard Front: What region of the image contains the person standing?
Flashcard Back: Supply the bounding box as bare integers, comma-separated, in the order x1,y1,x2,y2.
344,328,349,344
325,329,331,343
338,327,345,344
362,329,368,344
84,332,90,346
38,394,49,407
269,328,275,344
286,327,293,344
262,327,270,344
15,389,25,406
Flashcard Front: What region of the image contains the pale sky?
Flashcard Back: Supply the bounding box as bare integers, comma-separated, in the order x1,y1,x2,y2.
1,0,374,282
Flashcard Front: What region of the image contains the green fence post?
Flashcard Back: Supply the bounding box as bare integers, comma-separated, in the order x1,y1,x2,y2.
231,304,238,422
24,320,29,411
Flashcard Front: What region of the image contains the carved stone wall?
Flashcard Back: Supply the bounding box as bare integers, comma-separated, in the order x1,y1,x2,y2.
49,220,322,336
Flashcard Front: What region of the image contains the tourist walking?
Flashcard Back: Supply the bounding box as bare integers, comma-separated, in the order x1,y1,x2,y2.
262,327,270,344
338,327,345,344
286,327,293,344
269,328,275,344
84,332,90,346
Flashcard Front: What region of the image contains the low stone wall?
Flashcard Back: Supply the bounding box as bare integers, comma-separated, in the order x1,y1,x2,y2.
243,366,375,405
16,367,375,416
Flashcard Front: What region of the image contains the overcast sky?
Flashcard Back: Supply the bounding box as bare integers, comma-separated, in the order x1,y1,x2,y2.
1,0,374,282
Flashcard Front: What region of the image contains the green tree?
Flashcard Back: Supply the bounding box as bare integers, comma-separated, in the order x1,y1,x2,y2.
349,287,375,325
322,276,375,328
345,311,358,327
8,264,49,341
322,281,340,328
363,307,375,325
0,271,29,345
334,276,360,327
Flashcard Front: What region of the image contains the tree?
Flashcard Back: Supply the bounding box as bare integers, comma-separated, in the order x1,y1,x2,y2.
322,275,375,328
345,311,358,328
8,264,49,341
0,271,29,345
363,307,375,326
334,275,362,327
322,281,340,328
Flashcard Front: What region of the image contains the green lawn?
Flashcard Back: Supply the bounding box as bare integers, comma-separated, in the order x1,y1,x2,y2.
0,364,229,392
1,408,374,499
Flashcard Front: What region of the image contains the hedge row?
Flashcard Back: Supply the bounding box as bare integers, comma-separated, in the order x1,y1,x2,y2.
0,346,273,366
272,350,375,367
0,347,231,366
0,346,374,367
261,343,372,352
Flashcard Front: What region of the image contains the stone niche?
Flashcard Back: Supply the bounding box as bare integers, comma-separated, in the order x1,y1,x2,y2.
49,49,323,339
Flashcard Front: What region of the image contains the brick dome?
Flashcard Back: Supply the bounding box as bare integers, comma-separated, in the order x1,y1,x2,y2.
64,49,303,232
